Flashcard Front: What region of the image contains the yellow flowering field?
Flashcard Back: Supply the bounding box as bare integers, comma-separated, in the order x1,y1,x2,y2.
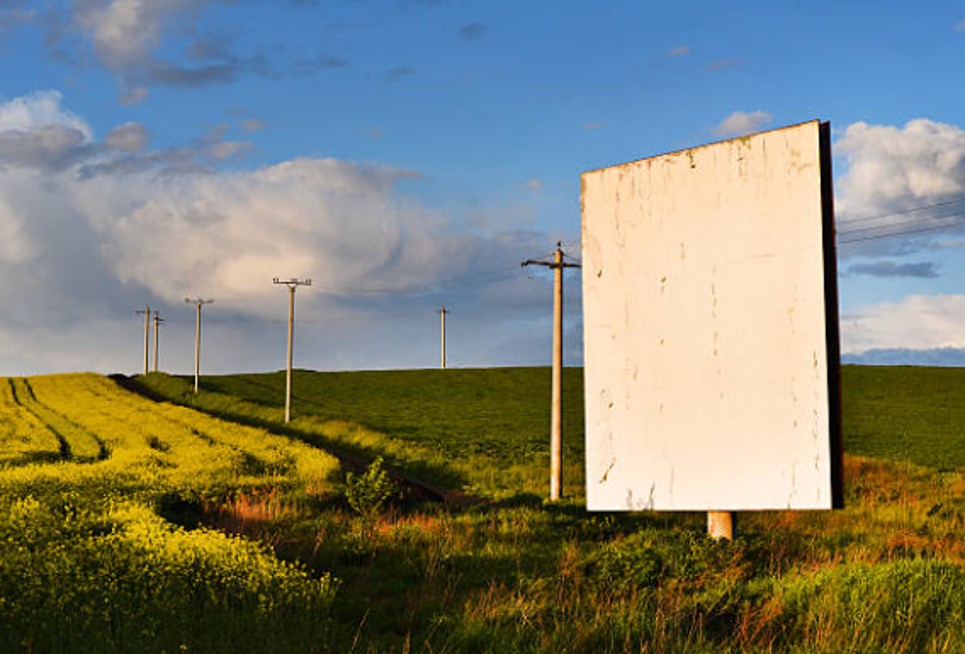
0,373,341,652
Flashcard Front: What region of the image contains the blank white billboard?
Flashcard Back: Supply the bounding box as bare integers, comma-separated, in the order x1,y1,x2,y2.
582,120,842,511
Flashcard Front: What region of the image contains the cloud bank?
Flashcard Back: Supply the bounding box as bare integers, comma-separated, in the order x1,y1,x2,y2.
0,90,566,375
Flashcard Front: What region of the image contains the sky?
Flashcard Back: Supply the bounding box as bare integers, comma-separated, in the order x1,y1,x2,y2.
2,1,965,375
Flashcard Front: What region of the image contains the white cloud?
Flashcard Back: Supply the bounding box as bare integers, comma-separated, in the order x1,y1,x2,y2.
0,90,92,138
841,294,965,353
0,91,566,375
0,91,95,170
666,45,690,57
70,159,472,315
835,119,965,218
104,122,148,152
0,189,37,263
713,110,772,138
72,0,206,71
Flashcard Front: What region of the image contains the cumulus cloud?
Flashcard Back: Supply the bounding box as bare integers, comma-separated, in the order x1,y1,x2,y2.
50,0,265,99
71,0,211,71
0,89,92,137
835,119,965,216
0,189,38,263
834,119,965,256
104,122,148,152
840,294,965,354
0,90,565,375
0,90,94,170
713,110,772,138
72,159,474,313
38,2,352,98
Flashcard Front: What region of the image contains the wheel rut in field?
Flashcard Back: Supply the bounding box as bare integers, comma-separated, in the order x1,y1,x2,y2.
109,374,485,508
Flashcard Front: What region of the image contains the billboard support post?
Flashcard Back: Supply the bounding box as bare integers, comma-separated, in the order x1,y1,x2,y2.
708,511,734,540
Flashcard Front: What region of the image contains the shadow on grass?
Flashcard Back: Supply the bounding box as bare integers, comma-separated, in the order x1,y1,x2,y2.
114,374,480,508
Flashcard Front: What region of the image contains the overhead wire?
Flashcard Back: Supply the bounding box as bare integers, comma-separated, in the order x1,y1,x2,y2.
836,194,965,245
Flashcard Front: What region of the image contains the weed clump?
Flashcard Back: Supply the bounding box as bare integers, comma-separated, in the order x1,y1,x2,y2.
344,456,398,516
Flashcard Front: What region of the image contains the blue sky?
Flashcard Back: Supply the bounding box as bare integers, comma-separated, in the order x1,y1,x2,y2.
2,1,965,375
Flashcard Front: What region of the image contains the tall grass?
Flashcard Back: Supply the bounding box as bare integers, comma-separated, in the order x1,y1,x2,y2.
2,367,962,652
134,366,965,653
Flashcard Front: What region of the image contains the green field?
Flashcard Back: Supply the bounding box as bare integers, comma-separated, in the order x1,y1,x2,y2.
0,366,962,652
137,367,587,500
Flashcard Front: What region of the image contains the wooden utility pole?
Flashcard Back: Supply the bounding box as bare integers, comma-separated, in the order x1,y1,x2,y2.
273,278,311,422
439,306,449,369
152,311,164,372
522,242,580,501
135,305,151,376
185,298,214,393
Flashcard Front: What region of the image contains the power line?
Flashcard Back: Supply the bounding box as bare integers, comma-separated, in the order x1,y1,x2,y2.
837,212,965,244
837,196,965,227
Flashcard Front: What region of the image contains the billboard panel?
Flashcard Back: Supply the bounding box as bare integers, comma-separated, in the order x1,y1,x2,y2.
581,121,841,511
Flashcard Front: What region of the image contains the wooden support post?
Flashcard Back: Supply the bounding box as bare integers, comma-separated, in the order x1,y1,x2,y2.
708,511,735,540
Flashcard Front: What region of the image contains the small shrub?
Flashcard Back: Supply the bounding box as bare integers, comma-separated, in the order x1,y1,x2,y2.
344,456,398,515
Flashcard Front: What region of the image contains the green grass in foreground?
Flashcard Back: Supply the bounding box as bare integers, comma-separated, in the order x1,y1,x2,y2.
842,365,965,470
128,365,965,653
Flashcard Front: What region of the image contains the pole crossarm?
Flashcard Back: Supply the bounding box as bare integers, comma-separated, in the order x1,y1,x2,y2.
521,242,582,271
273,278,313,288
521,259,582,269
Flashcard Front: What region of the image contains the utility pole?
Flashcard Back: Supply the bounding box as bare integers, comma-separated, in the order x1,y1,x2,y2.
185,298,214,393
135,305,151,376
439,306,450,369
522,242,581,501
152,310,164,372
273,278,311,423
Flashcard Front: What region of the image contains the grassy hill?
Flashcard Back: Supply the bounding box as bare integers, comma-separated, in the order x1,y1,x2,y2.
0,366,961,652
